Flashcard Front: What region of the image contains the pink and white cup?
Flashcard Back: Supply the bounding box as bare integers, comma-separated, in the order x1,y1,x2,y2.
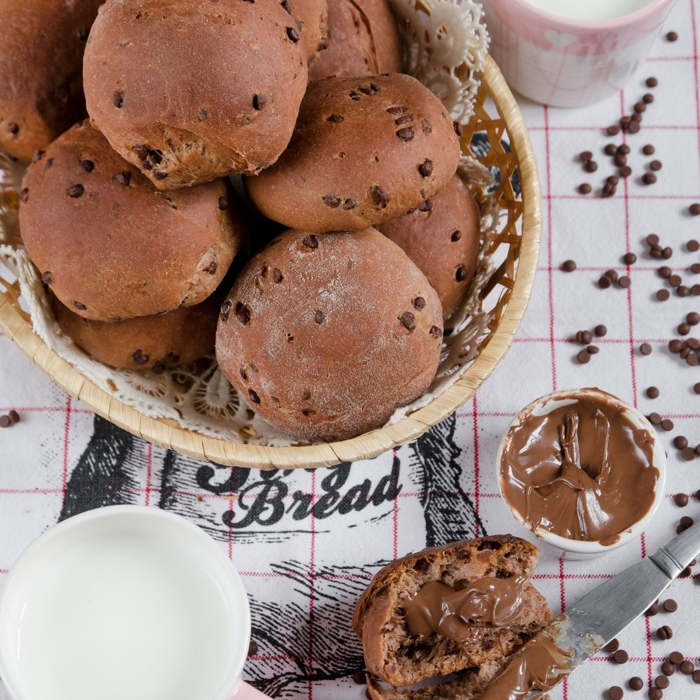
483,0,677,107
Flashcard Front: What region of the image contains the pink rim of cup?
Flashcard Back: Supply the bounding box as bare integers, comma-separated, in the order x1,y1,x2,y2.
496,388,667,558
484,0,678,107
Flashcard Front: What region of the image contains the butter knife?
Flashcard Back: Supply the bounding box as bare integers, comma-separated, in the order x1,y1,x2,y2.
479,521,700,699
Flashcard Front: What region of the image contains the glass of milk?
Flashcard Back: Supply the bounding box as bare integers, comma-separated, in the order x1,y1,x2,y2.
0,507,269,700
483,0,678,107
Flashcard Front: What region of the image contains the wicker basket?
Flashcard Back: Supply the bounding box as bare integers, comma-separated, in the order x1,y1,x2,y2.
0,55,541,469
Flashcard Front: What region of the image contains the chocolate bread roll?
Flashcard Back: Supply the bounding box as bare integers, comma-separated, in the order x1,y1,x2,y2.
215,228,443,441
246,74,460,232
0,0,103,162
83,0,308,189
52,293,219,372
309,0,401,82
20,122,243,321
379,175,480,319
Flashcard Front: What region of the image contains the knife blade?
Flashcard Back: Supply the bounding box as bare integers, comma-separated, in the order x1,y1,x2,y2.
479,520,700,699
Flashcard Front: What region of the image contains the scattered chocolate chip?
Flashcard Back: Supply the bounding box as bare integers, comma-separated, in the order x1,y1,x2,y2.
677,516,694,533
674,436,689,449
661,419,674,431
656,289,670,301
643,173,657,185
646,76,658,87
647,413,662,426
418,159,433,178
678,323,690,335
66,184,84,198
643,144,655,155
599,275,612,289
629,676,643,690
604,143,617,156
561,259,577,272
666,31,678,41
674,493,689,507
0,415,11,428
661,661,675,676
649,160,663,172
8,409,19,424
640,343,652,355
655,676,669,689
687,240,700,252
623,253,637,264
608,687,623,700
680,660,695,675
584,160,598,173
693,669,700,683
618,276,631,288
612,650,629,664
576,350,591,364
578,183,592,194
607,125,621,135
669,651,685,666
587,345,599,354
399,311,416,332
689,203,700,216
604,639,620,653
646,386,659,399
235,302,251,325
576,330,593,344
593,324,607,337
579,150,593,162
648,689,663,700
302,234,319,249
657,625,673,640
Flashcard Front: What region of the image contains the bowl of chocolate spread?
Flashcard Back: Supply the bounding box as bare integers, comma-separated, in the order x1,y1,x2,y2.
498,387,666,557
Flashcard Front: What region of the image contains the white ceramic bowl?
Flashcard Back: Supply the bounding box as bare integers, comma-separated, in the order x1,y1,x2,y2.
0,506,268,700
496,388,667,559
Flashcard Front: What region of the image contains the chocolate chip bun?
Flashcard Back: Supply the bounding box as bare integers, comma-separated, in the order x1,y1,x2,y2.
83,0,308,189
0,0,103,162
246,74,460,232
308,0,401,82
20,121,243,321
52,293,219,371
215,228,443,441
378,175,480,319
291,0,328,61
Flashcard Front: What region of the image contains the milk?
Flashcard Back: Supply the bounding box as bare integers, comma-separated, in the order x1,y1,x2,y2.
523,0,654,21
9,528,239,700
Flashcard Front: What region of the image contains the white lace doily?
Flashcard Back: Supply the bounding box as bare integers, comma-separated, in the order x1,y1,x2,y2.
0,0,492,447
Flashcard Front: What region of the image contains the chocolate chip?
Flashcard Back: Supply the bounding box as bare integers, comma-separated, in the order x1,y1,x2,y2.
396,127,414,141
73,301,87,310
418,159,433,178
674,435,689,449
584,160,598,173
674,493,689,507
114,91,124,108
656,289,670,301
669,651,685,666
252,94,266,110
369,186,388,208
113,171,131,186
593,324,607,337
618,275,631,288
413,296,426,310
661,419,674,431
677,516,694,533
629,677,643,690
623,253,637,264
689,203,700,216
451,230,462,242
643,173,657,185
655,676,669,689
649,160,663,171
614,153,627,167
687,240,700,252
132,349,149,365
67,184,84,198
302,234,319,249
0,415,11,428
680,661,695,675
579,150,593,162
81,159,95,172
327,114,344,123
314,310,325,324
8,410,19,424
322,194,341,208
657,625,673,640
647,76,658,87
576,330,593,344
599,275,612,289
693,669,700,683
646,386,659,399
561,259,577,272
604,639,620,653
661,661,675,676
399,312,416,332
578,183,592,194
577,350,591,364
286,26,300,42
648,689,663,700
248,389,260,404
666,30,678,41
646,600,660,615
642,144,655,155
608,687,623,700
455,265,468,282
612,650,629,664
640,343,652,355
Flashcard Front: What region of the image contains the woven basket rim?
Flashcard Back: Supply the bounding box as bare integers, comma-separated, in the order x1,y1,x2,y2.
0,55,542,469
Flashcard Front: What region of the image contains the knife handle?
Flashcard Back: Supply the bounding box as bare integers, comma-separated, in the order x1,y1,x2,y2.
651,520,700,579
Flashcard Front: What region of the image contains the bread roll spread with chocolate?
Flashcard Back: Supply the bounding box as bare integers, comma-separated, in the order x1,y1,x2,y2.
246,73,460,232
215,228,443,442
20,121,243,321
0,0,103,161
308,0,401,82
500,390,660,545
52,293,219,372
83,0,308,189
379,175,480,319
353,536,551,688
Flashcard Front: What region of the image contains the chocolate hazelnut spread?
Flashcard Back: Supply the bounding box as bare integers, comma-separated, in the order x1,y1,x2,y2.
405,576,529,640
478,634,572,700
500,390,659,545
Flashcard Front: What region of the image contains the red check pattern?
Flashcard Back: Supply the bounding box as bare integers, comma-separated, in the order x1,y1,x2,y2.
1,2,700,698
